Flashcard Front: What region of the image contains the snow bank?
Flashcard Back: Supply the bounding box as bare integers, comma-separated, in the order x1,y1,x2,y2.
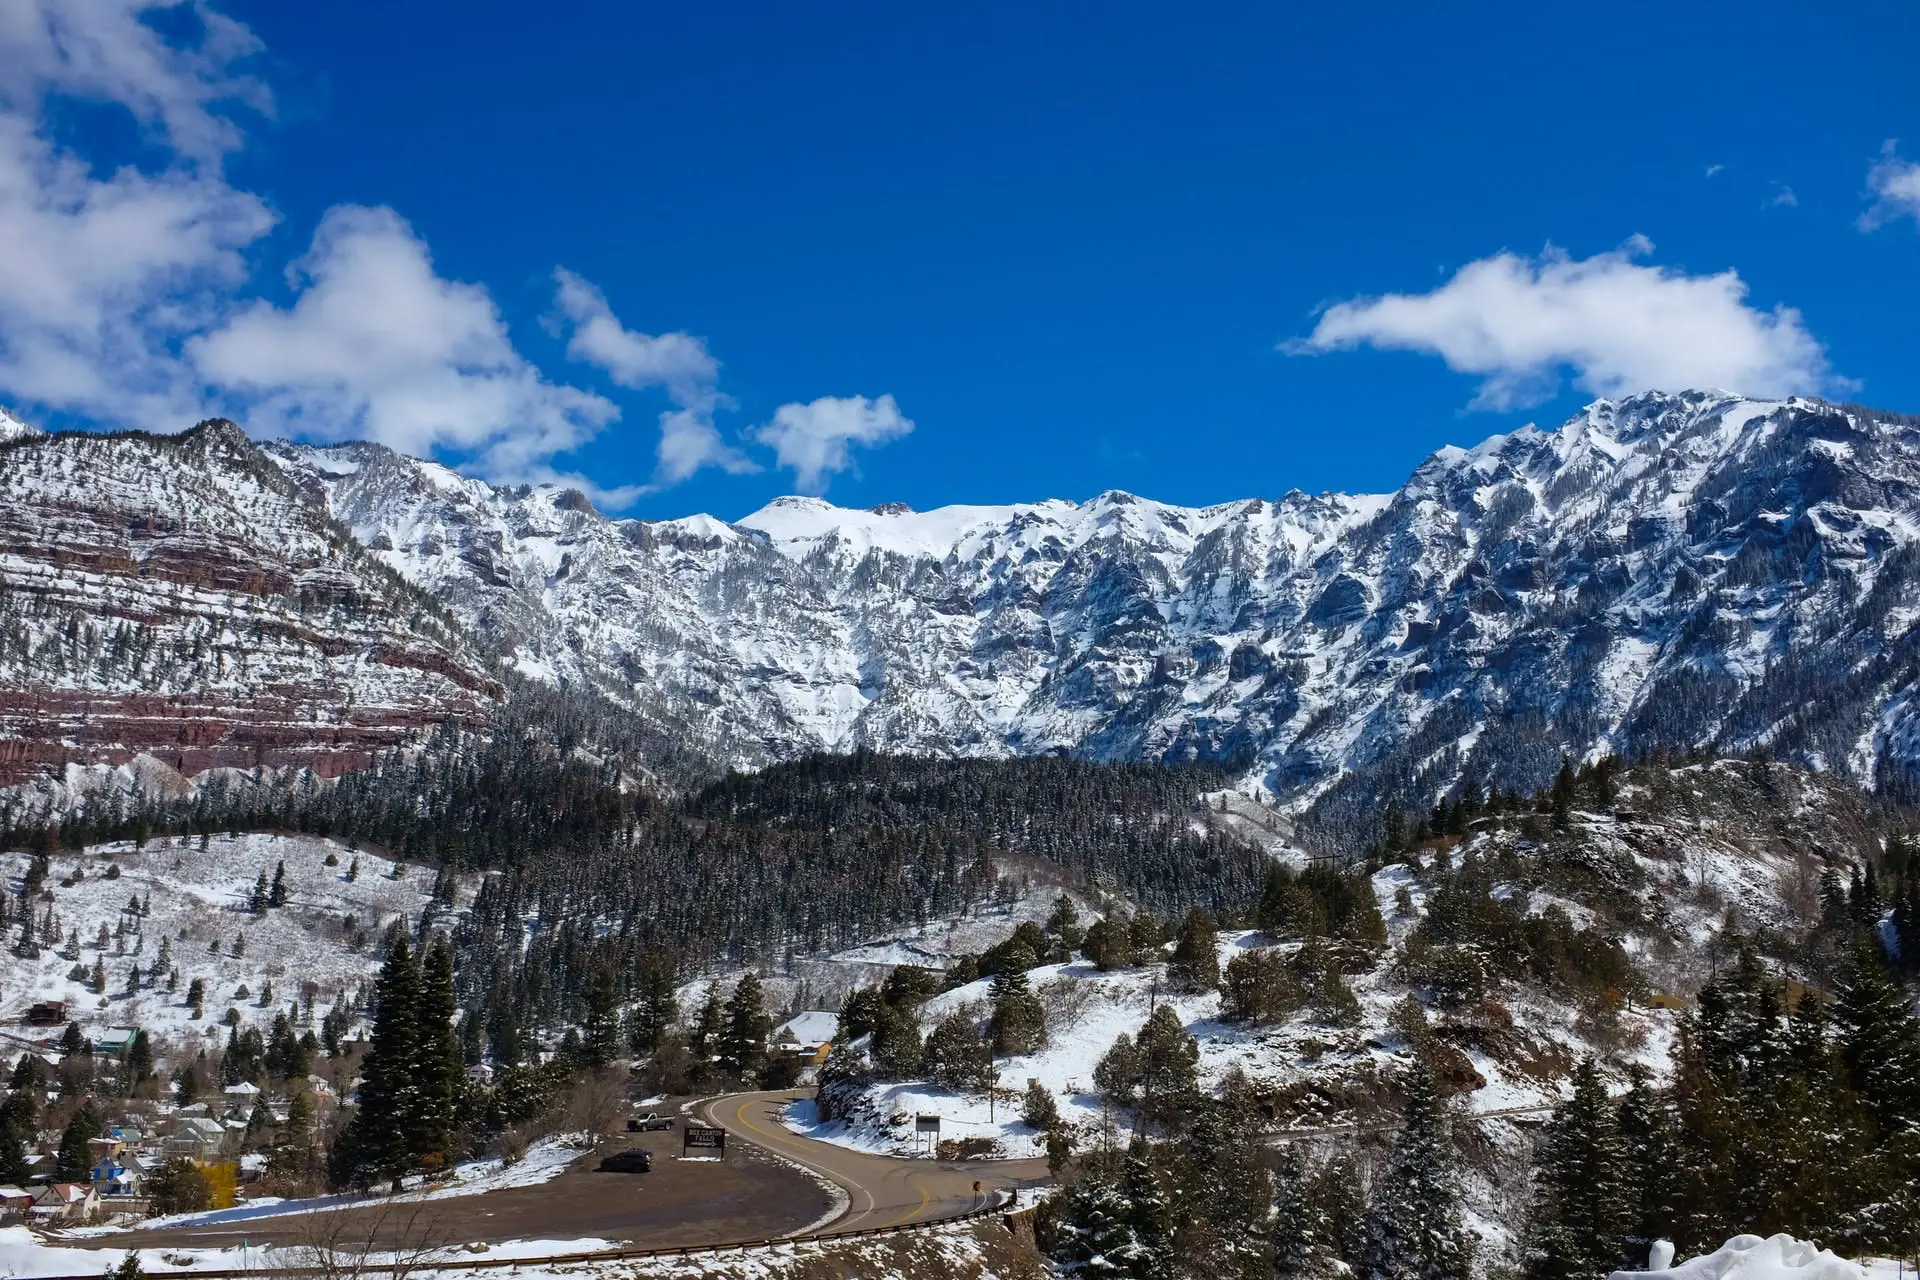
1610,1234,1865,1280
0,1226,615,1278
69,1139,587,1236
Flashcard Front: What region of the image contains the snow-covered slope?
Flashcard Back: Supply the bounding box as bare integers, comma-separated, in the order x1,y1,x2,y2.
0,420,500,784
798,757,1884,1264
0,833,452,1046
263,392,1920,842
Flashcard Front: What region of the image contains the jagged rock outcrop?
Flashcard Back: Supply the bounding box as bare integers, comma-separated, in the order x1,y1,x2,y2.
0,420,500,784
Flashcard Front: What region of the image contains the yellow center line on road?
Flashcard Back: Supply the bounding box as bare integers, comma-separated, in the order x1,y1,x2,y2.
711,1093,877,1234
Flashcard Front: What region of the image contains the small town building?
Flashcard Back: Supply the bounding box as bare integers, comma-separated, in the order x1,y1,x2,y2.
91,1028,139,1058
90,1157,142,1197
771,1011,839,1063
24,1001,67,1026
31,1182,99,1224
166,1116,228,1161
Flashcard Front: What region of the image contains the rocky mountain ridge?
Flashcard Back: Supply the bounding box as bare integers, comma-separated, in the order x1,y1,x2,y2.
4,391,1919,851
272,391,1920,847
0,420,499,786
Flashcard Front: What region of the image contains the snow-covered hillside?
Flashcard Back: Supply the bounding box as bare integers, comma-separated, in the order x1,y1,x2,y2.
0,419,499,786
257,392,1920,844
791,758,1884,1257
1,833,454,1048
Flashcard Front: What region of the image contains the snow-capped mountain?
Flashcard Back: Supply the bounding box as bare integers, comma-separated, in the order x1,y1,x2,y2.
5,392,1918,847
258,391,1920,844
0,419,499,786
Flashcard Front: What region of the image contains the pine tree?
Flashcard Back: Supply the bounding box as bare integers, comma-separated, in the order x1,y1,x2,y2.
1057,1175,1138,1278
249,871,269,913
1170,1104,1270,1279
990,943,1048,1055
718,973,770,1081
0,1110,27,1187
1271,1148,1333,1280
689,983,724,1061
1832,950,1920,1141
1045,894,1085,954
333,936,420,1189
1522,1058,1628,1279
1615,1067,1683,1264
268,1089,319,1191
56,1101,100,1181
1363,1065,1474,1280
581,969,621,1072
1166,907,1220,994
127,1030,153,1084
268,860,288,908
1112,1144,1174,1280
625,953,679,1058
870,1002,924,1078
924,1011,990,1092
411,938,462,1170
1135,1004,1199,1129
1022,1078,1060,1132
1093,1032,1143,1106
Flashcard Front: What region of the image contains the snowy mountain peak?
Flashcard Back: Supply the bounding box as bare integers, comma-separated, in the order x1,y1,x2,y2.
241,390,1920,848
7,389,1920,852
0,404,42,443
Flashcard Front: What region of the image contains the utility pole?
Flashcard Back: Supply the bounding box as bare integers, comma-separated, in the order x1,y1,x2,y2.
1143,969,1160,1139
987,1044,996,1125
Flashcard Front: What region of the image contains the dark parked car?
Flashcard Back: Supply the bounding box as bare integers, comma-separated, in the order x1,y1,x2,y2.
597,1148,653,1174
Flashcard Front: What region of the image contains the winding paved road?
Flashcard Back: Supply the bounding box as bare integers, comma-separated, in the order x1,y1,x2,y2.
697,1090,1051,1234
71,1089,1049,1256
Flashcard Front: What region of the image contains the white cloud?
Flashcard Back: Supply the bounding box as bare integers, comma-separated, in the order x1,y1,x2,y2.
1769,183,1798,208
551,267,755,485
0,2,907,507
1705,163,1726,178
191,205,620,494
0,4,639,504
553,268,716,397
1287,236,1831,409
754,394,914,493
1862,140,1920,230
0,6,273,431
0,0,267,162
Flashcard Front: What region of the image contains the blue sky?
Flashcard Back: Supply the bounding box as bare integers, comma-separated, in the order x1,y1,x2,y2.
5,2,1920,518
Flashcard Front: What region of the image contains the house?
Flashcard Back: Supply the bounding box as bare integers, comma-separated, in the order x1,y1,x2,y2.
464,1063,495,1086
87,1136,127,1163
222,1081,262,1100
31,1182,99,1224
166,1116,228,1161
90,1158,142,1197
771,1011,839,1063
92,1028,138,1059
20,1152,52,1186
24,1001,67,1027
0,1186,32,1222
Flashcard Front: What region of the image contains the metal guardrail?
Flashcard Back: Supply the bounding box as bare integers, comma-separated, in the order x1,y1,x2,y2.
34,1189,1019,1279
